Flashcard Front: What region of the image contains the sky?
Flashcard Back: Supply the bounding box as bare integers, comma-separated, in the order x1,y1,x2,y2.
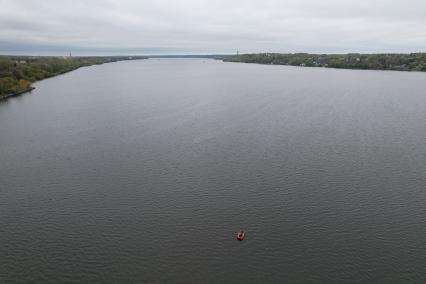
0,0,425,55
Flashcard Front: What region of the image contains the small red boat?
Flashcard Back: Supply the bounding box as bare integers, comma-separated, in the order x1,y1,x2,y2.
237,230,245,241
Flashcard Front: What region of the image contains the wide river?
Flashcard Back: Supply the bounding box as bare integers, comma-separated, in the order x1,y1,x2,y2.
1,59,426,283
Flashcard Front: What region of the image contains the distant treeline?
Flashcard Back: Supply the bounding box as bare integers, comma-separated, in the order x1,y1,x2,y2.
0,56,147,98
219,53,426,72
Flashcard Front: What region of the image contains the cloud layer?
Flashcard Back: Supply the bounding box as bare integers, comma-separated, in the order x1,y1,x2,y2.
1,0,425,54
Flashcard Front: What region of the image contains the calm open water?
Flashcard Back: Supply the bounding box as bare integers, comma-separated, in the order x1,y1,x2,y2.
1,59,426,283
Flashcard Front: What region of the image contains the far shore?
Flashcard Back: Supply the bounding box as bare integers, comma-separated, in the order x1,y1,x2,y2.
217,53,426,72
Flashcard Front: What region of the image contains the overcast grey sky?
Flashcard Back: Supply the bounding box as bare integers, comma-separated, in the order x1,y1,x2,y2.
1,0,425,55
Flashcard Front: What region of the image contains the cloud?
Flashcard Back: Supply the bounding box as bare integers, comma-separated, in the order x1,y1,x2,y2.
0,0,425,54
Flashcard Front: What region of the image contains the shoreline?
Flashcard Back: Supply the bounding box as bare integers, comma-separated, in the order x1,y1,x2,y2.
0,57,147,100
220,59,426,73
0,87,36,100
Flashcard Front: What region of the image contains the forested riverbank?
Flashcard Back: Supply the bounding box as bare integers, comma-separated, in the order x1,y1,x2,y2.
0,56,147,99
219,53,426,72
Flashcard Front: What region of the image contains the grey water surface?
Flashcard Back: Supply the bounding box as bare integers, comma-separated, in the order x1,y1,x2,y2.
1,59,426,283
